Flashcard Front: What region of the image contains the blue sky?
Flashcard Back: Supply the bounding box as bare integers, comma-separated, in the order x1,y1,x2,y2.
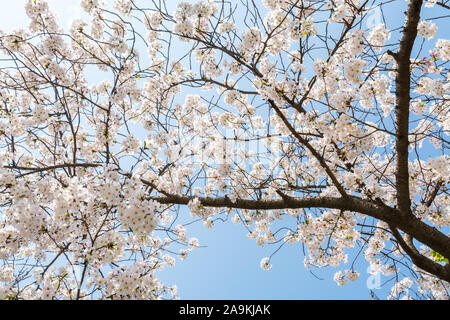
0,0,446,300
156,214,392,300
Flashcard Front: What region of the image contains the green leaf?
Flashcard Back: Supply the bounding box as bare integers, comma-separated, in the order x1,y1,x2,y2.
431,251,449,264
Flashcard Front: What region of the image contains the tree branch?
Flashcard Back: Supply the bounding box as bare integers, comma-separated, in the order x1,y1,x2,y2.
390,226,450,282
147,190,450,261
269,99,348,197
393,0,423,213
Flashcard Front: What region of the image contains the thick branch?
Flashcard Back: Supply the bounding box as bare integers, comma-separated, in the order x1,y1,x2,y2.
390,227,450,282
394,0,423,213
148,191,450,261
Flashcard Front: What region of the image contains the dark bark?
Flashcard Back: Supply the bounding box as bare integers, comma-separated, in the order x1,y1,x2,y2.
390,227,450,282
394,0,423,214
149,192,450,263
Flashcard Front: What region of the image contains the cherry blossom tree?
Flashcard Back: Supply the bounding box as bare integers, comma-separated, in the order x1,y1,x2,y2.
0,0,448,299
